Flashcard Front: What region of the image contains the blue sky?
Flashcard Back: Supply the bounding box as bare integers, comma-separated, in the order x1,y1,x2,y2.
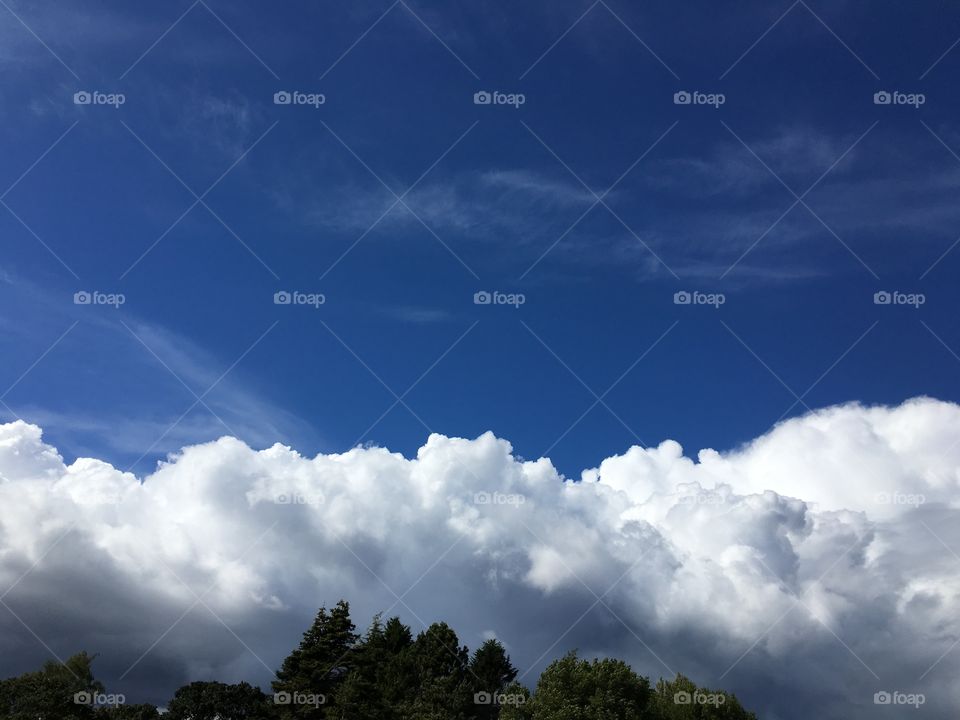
2,0,960,480
7,5,960,718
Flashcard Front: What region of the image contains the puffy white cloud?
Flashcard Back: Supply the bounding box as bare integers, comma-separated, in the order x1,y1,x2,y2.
0,397,958,718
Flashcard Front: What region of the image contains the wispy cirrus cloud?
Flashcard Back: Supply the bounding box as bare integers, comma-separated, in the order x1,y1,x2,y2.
0,272,318,470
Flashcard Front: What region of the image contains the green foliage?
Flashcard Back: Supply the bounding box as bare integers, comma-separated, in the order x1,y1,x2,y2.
0,602,760,720
496,681,532,720
407,622,472,720
470,638,518,692
531,651,651,720
469,639,518,720
377,615,417,714
165,680,272,720
0,651,103,720
94,703,162,719
332,615,392,720
648,674,757,720
272,599,358,718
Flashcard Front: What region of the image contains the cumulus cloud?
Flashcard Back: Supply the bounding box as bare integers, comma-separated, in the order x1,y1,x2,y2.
0,398,958,718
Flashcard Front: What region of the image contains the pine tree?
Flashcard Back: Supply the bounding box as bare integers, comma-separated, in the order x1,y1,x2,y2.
272,600,358,719
409,622,471,720
330,615,390,720
0,603,760,720
378,617,418,718
468,639,518,720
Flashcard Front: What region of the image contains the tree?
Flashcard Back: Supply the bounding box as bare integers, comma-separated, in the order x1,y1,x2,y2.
331,615,391,720
383,616,413,654
468,639,518,720
0,603,759,720
493,681,531,720
377,617,418,718
95,703,161,719
0,651,104,720
324,614,459,720
648,674,757,720
272,600,358,718
408,622,471,720
165,680,272,720
531,651,651,720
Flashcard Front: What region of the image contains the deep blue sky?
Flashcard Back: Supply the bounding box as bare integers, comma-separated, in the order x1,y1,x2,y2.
2,0,960,478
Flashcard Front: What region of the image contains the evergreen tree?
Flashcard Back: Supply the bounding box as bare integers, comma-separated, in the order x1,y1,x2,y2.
408,622,471,720
383,616,413,654
331,615,391,720
468,638,518,720
0,604,760,720
378,617,418,718
272,600,358,718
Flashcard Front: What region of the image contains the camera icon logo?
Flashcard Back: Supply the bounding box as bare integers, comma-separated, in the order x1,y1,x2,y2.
274,291,292,305
474,91,492,105
274,691,292,705
74,691,93,705
673,290,691,305
474,491,491,505
474,691,493,705
674,691,691,704
74,291,92,305
874,691,891,705
74,91,92,105
673,91,692,105
274,91,292,105
873,291,891,305
474,291,492,305
873,91,891,105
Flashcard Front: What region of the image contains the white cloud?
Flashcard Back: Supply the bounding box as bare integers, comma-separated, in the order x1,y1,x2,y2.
0,397,958,718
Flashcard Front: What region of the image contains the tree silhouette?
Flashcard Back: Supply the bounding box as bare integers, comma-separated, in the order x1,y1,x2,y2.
0,601,759,720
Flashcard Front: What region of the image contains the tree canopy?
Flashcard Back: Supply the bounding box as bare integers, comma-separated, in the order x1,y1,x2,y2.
0,600,758,719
